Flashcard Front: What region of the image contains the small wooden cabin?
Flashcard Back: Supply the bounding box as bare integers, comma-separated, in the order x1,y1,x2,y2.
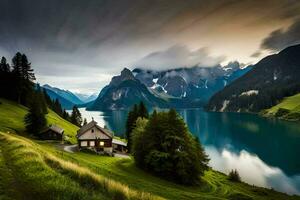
112,139,127,153
40,125,64,140
76,120,114,153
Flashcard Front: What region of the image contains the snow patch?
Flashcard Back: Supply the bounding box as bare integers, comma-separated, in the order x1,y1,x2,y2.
220,100,230,112
153,78,158,84
239,90,259,97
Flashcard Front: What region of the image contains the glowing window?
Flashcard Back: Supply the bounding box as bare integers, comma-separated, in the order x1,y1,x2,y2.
81,141,87,147
100,141,104,146
90,141,95,146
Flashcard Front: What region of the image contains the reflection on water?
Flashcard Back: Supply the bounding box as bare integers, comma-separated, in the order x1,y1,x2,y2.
75,108,300,195
207,146,300,195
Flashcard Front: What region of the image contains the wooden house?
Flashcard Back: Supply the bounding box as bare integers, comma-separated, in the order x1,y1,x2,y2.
40,125,64,140
76,120,114,154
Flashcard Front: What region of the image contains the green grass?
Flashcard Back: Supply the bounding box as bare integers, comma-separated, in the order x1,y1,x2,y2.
0,98,300,200
0,132,162,200
40,141,300,200
263,93,300,122
0,98,79,143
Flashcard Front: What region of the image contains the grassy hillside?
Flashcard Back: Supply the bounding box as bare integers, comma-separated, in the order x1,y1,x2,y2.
1,132,299,200
0,98,299,199
262,93,300,122
0,132,159,200
0,98,79,143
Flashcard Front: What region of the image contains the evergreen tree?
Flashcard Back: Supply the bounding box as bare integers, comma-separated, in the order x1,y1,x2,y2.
11,52,35,105
53,99,63,116
83,118,87,126
43,89,53,108
24,91,47,135
62,109,70,120
131,109,209,185
0,57,10,73
36,84,48,114
138,101,149,119
0,56,12,99
70,106,82,126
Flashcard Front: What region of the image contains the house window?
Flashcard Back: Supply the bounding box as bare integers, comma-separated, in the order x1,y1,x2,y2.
81,141,87,147
91,129,94,133
90,141,95,146
100,141,104,146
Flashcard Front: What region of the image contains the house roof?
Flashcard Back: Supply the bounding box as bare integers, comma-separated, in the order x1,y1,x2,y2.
112,139,127,147
42,125,64,135
76,120,113,138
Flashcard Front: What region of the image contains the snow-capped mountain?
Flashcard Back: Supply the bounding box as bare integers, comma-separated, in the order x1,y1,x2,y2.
133,62,251,106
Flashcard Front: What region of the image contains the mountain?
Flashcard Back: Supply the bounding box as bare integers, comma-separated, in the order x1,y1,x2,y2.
43,84,84,104
75,93,98,103
207,44,300,112
87,68,170,110
133,62,251,107
42,84,84,109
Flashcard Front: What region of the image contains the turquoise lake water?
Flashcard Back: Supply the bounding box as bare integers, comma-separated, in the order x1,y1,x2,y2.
76,108,300,195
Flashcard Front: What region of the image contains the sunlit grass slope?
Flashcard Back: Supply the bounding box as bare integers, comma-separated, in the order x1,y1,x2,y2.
0,98,79,143
1,98,300,199
263,93,300,121
0,132,161,200
40,142,300,200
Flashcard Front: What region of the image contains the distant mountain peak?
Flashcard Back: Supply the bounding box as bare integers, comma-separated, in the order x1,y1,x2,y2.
110,68,135,86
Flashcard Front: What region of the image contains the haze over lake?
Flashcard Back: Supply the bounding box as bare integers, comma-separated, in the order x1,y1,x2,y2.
72,107,300,195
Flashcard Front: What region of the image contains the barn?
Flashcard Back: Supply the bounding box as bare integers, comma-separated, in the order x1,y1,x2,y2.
40,125,64,141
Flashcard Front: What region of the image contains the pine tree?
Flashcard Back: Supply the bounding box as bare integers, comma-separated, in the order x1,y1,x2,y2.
0,57,10,73
24,91,47,135
70,106,82,126
11,53,35,105
83,118,87,126
36,84,48,114
138,101,149,119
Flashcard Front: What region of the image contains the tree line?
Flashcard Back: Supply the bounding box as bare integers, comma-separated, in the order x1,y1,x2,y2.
126,102,209,185
0,53,83,135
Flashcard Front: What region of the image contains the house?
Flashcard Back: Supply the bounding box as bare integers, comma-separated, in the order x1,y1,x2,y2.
76,119,128,154
112,138,127,153
40,125,64,141
76,120,114,154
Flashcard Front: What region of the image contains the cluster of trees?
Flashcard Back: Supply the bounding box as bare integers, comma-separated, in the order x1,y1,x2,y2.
0,53,83,135
125,102,149,152
0,53,36,106
42,88,83,126
131,108,209,185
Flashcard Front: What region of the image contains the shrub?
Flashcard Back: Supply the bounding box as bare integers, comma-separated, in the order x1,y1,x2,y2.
275,108,290,117
131,109,209,185
228,169,241,182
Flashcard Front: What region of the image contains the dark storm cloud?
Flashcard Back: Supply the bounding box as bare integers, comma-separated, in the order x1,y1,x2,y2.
0,0,300,93
134,45,225,70
261,18,300,51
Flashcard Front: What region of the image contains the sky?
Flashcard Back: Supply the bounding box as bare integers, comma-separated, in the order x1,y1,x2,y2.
0,0,300,94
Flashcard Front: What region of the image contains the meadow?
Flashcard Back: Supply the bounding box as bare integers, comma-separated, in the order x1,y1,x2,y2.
0,98,299,200
263,93,300,121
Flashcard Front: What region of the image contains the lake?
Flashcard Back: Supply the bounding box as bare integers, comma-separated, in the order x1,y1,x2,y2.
75,108,300,195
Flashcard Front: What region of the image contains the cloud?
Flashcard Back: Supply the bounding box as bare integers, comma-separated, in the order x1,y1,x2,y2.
133,45,225,70
261,18,300,51
250,51,262,58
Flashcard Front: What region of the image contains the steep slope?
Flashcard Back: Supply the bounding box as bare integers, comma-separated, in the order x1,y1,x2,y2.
42,84,84,109
42,87,75,109
207,44,300,112
88,68,169,110
0,98,79,143
262,93,300,121
43,84,84,104
133,62,251,107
